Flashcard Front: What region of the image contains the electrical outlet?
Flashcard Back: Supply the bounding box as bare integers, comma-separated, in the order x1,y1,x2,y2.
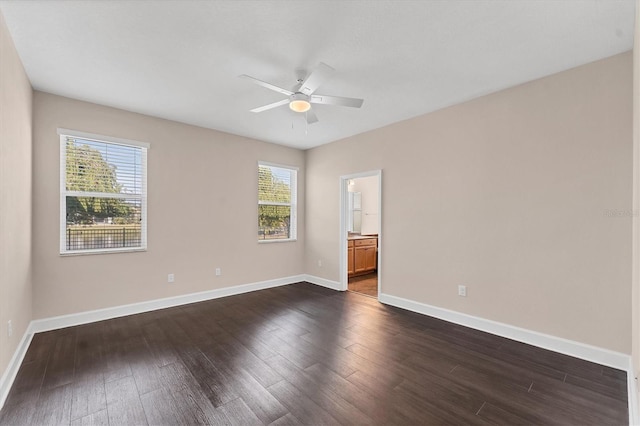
458,285,467,297
318,259,322,267
215,268,221,276
7,320,12,338
168,273,175,283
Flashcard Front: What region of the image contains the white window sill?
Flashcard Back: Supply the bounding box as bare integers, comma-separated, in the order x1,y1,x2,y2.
60,247,147,256
258,239,297,244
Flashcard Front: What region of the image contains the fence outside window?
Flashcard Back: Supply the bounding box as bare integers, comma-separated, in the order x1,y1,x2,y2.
66,227,142,250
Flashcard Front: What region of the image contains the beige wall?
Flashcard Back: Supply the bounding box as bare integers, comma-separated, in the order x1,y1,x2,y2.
0,12,32,377
32,92,305,319
306,52,633,353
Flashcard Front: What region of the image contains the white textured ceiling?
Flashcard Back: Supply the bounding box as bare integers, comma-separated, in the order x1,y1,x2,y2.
0,0,634,149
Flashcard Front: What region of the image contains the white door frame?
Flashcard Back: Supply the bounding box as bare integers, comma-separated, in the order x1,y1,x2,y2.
339,170,382,295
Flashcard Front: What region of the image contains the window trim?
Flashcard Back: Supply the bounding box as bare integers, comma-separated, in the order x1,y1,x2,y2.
258,161,298,243
59,129,149,255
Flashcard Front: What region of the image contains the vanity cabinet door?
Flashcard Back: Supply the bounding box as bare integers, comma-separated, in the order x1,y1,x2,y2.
363,246,376,271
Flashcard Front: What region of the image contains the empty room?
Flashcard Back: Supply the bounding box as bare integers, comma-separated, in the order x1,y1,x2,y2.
1,0,640,425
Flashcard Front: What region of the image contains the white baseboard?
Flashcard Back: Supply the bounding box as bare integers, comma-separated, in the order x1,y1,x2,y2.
30,274,306,333
0,328,33,409
379,292,630,371
629,358,639,426
381,292,637,425
302,274,343,291
2,277,635,422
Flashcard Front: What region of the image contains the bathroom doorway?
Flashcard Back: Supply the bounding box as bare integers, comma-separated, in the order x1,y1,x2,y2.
340,171,381,298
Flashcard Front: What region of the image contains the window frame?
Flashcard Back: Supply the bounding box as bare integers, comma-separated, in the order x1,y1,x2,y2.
258,161,298,243
58,128,149,255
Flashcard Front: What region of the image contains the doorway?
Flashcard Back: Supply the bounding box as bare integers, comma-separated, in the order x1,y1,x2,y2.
340,171,381,298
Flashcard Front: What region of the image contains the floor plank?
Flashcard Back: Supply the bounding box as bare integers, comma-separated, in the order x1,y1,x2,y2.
70,408,109,426
31,384,73,426
218,397,262,426
267,380,341,425
104,376,148,425
41,330,77,391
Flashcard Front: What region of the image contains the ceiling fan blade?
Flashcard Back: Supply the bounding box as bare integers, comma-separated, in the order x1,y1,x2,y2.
310,94,364,108
305,109,319,124
239,74,294,96
299,62,335,96
250,98,289,113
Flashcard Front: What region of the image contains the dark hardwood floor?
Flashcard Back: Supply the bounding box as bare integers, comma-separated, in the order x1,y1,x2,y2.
348,272,378,298
0,282,628,425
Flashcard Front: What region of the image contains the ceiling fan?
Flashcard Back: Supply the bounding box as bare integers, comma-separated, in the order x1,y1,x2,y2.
240,62,364,124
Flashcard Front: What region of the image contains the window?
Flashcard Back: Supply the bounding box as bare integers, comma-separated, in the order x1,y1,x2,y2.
258,162,297,242
59,129,148,254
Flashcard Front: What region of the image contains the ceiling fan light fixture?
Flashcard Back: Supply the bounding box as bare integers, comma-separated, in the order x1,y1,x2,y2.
289,93,311,113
